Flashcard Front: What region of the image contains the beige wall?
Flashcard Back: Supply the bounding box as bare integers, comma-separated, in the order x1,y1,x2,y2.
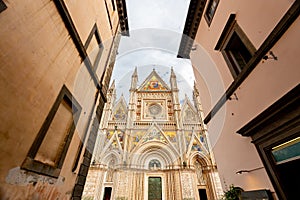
0,0,119,198
192,0,299,196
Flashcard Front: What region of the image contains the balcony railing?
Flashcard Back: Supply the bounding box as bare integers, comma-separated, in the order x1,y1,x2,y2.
107,121,203,131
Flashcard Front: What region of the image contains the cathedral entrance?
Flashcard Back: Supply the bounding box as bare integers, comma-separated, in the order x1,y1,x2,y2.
148,177,162,200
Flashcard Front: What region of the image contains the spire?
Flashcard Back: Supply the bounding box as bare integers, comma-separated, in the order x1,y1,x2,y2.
109,80,115,91
170,67,176,78
170,67,178,90
107,80,116,104
193,81,200,97
133,67,138,77
130,67,138,90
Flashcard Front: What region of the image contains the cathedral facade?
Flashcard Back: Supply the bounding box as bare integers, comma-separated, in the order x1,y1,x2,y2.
83,68,222,200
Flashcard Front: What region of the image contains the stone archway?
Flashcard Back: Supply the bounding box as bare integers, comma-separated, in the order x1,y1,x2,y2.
189,152,218,200
130,141,180,169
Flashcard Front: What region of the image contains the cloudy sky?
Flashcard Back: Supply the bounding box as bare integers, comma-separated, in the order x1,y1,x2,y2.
111,0,194,103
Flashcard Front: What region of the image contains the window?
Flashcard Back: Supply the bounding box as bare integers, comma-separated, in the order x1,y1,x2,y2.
215,14,256,78
149,159,161,169
0,0,7,13
22,85,81,178
85,24,103,72
205,0,219,26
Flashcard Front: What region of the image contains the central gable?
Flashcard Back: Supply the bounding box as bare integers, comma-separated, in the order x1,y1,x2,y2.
138,70,170,91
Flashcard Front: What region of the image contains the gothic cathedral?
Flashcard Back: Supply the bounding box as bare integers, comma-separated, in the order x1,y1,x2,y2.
83,68,222,200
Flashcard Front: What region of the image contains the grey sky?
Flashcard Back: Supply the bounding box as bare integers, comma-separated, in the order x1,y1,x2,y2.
126,0,190,31
111,0,193,103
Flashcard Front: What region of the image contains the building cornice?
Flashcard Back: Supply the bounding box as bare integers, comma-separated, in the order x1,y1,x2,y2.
177,0,207,58
116,0,129,36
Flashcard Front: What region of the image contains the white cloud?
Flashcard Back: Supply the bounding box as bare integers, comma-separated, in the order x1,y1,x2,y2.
127,0,190,32
111,0,194,103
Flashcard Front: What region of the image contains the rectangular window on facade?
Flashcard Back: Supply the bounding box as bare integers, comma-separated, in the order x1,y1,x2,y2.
85,24,103,71
215,14,256,78
111,0,116,11
22,85,81,178
271,137,300,165
205,0,219,26
0,0,7,13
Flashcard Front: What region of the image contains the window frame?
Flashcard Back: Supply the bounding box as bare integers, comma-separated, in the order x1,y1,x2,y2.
215,14,256,78
0,0,7,13
84,24,103,72
237,84,300,200
21,85,81,178
204,0,219,26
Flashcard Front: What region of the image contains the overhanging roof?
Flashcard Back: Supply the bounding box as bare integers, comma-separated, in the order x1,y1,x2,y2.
177,0,207,59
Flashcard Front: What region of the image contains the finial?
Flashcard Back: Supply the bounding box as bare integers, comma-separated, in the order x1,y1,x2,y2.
193,81,199,97
132,67,138,76
170,67,176,77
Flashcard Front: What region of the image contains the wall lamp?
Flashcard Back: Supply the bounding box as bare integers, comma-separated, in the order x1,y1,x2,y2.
229,93,238,101
263,51,278,60
236,166,264,175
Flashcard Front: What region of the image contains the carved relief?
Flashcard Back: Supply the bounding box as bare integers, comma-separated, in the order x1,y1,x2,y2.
195,161,206,185
181,173,194,198
115,172,129,199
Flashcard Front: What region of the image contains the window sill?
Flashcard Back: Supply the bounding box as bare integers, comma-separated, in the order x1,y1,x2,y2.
21,157,61,178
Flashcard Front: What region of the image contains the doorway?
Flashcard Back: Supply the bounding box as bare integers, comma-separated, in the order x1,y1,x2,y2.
103,187,112,200
148,177,162,200
198,189,208,200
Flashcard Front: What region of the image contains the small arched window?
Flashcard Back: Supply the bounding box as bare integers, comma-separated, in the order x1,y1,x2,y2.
149,159,161,169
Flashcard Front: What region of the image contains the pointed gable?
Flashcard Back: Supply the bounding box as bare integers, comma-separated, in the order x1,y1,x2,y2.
112,95,128,121
181,95,198,122
132,123,170,148
186,130,209,156
138,69,170,91
101,129,124,157
141,125,167,143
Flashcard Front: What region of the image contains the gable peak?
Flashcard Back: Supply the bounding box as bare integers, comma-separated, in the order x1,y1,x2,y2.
138,69,170,91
